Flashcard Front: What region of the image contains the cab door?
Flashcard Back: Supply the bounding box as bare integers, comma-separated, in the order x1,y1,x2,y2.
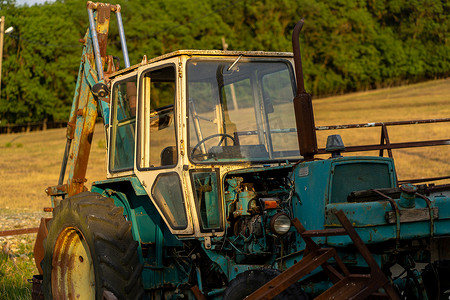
134,58,194,235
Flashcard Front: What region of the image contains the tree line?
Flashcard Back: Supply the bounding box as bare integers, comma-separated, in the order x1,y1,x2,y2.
0,0,448,125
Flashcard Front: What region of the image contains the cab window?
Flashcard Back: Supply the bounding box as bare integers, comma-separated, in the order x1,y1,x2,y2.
140,66,177,169
110,76,137,172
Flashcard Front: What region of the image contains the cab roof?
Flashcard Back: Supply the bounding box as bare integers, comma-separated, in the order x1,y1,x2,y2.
109,50,294,79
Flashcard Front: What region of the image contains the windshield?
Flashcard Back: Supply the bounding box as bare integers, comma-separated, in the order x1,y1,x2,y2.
187,58,300,163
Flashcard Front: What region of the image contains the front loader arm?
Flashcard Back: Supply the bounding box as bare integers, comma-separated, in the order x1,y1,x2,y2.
46,2,129,200
36,2,129,274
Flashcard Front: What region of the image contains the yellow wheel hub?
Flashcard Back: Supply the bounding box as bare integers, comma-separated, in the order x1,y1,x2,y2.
51,227,95,299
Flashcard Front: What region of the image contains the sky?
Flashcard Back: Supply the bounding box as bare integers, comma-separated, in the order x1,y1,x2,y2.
15,0,55,6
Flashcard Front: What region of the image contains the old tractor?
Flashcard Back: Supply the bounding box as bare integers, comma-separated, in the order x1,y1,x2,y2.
33,2,450,299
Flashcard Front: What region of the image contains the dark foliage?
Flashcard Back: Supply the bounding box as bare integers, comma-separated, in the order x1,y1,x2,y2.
0,0,448,124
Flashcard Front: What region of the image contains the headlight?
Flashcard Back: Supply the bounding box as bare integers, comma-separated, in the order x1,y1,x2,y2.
270,213,291,236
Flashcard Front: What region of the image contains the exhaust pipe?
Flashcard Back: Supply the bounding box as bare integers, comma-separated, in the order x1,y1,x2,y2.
292,20,317,160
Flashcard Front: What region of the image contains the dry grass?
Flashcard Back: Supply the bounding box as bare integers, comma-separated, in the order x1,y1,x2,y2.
0,125,106,211
0,78,448,211
314,78,450,183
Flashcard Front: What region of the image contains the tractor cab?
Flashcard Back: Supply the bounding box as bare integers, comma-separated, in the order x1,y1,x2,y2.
107,50,301,238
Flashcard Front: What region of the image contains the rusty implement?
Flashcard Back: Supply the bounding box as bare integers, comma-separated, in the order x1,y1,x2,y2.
0,227,39,237
246,210,400,300
33,218,51,274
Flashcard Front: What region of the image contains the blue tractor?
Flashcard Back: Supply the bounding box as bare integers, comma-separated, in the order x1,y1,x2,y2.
33,2,450,299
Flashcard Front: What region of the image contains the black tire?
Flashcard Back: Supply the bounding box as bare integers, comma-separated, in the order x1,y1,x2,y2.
41,191,144,300
223,269,309,300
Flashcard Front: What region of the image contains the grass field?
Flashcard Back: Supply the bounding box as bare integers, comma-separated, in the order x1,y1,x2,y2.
0,125,107,212
313,78,450,182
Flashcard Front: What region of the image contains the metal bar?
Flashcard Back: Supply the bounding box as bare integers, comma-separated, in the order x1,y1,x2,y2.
246,249,338,300
371,190,401,244
334,210,401,300
87,6,104,80
57,138,72,186
416,193,435,238
301,228,347,237
0,227,39,237
318,139,450,154
399,175,450,184
292,218,351,280
316,118,450,131
191,285,207,300
379,126,385,157
114,7,130,68
379,125,393,158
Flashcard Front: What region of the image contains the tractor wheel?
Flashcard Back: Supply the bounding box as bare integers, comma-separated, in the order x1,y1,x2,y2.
41,191,144,300
222,269,309,300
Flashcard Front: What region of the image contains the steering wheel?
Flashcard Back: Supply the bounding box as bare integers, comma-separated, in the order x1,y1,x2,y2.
191,133,237,159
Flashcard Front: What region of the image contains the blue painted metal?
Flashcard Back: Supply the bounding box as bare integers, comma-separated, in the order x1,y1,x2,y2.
324,191,450,246
91,178,189,291
87,7,104,81
114,7,130,68
93,176,147,195
399,183,418,208
81,55,109,124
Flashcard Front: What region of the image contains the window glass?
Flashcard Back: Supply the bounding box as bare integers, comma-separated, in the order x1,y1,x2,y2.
151,173,188,229
187,60,299,163
331,163,393,203
143,66,177,168
110,76,137,171
191,171,221,231
263,69,299,156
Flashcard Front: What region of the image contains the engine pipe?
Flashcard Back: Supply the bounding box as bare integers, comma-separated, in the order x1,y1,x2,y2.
292,20,318,160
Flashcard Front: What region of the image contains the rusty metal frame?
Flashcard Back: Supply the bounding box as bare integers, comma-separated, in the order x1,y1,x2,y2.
317,118,450,183
246,210,400,300
0,227,39,237
316,118,450,157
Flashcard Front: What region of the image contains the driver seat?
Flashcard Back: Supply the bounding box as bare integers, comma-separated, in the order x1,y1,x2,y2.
160,146,177,166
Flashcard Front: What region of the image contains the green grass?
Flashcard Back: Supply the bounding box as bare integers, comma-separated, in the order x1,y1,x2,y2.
0,238,36,299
